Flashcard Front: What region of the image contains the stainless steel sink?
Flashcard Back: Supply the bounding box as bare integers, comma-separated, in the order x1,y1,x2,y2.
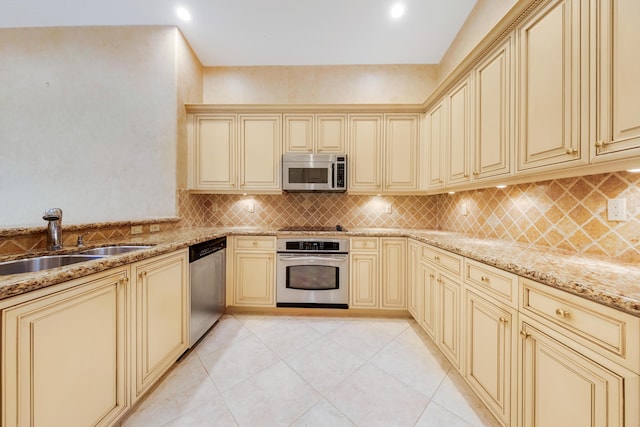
0,255,106,276
78,245,153,256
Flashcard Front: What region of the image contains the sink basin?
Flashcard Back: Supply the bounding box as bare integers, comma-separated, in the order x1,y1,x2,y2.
0,255,106,276
78,245,153,256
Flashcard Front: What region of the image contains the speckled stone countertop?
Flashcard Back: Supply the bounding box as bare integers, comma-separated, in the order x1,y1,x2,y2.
1,227,639,317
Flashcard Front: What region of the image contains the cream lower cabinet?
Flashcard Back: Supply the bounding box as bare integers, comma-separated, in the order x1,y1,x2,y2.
130,250,189,403
419,244,464,372
407,239,421,319
1,267,129,427
349,237,406,309
231,236,276,307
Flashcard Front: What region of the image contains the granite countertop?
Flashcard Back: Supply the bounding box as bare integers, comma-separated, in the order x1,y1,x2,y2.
1,227,639,317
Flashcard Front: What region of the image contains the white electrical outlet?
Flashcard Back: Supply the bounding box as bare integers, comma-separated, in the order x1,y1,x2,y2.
607,198,627,221
385,203,392,214
461,202,468,216
247,202,255,213
150,224,160,232
131,225,143,235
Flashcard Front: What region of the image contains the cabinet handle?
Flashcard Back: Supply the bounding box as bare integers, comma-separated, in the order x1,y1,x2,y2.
555,308,571,319
499,317,508,324
429,273,435,279
565,148,578,155
480,276,490,283
472,171,479,176
519,330,531,339
434,255,440,261
139,271,147,279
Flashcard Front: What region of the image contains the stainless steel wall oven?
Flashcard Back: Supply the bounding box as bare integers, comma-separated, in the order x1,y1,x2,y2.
276,238,349,308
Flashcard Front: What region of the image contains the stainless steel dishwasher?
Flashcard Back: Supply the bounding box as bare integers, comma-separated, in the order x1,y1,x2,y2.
189,237,226,347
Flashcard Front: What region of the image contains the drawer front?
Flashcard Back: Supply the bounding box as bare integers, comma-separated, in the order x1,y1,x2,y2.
351,237,379,251
421,245,461,276
235,236,276,251
464,259,518,308
520,277,640,373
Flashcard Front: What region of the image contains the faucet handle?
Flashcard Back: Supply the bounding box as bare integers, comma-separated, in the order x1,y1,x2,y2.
77,232,90,247
43,208,62,221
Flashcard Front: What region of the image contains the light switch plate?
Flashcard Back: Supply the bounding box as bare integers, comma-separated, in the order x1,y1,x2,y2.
607,198,626,221
150,224,160,232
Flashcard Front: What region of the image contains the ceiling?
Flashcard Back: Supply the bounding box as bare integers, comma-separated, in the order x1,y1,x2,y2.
0,0,477,66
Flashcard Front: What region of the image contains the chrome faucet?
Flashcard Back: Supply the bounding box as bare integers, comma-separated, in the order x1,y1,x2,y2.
42,208,63,251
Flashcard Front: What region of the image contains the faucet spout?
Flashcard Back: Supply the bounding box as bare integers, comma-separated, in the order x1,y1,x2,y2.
42,208,63,251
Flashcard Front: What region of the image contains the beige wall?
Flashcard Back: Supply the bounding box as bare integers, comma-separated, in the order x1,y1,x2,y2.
0,26,189,227
202,64,439,104
175,31,204,192
439,0,518,80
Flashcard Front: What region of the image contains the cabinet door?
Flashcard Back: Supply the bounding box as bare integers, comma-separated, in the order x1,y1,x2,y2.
284,114,314,153
384,114,418,192
593,0,640,160
446,76,473,186
438,272,463,371
239,114,282,192
425,100,446,190
234,251,275,306
474,36,513,181
519,320,627,427
380,238,407,309
465,289,515,426
349,252,379,308
132,251,189,401
419,259,438,340
407,240,421,320
2,268,128,427
316,114,347,153
188,114,237,191
517,0,588,172
348,114,383,192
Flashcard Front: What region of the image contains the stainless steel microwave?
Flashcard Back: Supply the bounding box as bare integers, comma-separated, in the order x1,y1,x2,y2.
282,154,347,192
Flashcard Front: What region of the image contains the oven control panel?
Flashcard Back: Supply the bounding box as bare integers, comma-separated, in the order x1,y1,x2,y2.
277,238,349,253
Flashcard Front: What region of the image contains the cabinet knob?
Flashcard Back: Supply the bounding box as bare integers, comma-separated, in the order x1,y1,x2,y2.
429,273,435,279
565,148,578,155
480,276,490,283
555,308,571,319
519,330,531,339
499,317,508,324
139,271,147,279
434,255,440,261
472,171,479,176
252,241,257,246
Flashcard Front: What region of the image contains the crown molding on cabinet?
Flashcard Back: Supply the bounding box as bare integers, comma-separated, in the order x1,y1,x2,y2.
185,104,425,114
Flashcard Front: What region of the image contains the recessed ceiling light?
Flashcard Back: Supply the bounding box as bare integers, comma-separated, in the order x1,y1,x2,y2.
176,7,192,21
390,3,405,19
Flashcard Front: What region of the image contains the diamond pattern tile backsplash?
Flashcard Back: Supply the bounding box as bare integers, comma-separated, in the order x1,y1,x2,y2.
179,171,640,263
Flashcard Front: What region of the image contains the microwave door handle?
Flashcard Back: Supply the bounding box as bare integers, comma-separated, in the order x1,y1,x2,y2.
331,164,335,188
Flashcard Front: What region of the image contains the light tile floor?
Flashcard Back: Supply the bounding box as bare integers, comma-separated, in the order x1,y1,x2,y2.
120,314,501,427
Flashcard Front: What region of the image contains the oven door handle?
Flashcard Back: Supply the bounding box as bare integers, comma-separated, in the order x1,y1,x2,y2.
278,255,346,262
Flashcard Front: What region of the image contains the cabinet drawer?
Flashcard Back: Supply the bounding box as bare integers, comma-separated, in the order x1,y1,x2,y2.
520,277,640,374
464,259,518,308
235,236,276,251
351,237,379,251
421,245,462,276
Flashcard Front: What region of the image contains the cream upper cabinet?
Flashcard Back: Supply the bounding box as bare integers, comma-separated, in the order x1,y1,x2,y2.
239,114,282,192
284,114,314,153
1,268,129,427
446,75,473,187
424,100,446,190
384,114,419,192
284,114,347,154
348,114,383,192
474,35,514,182
592,0,640,161
516,0,589,173
131,250,189,403
316,114,347,153
187,114,237,191
232,236,276,307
